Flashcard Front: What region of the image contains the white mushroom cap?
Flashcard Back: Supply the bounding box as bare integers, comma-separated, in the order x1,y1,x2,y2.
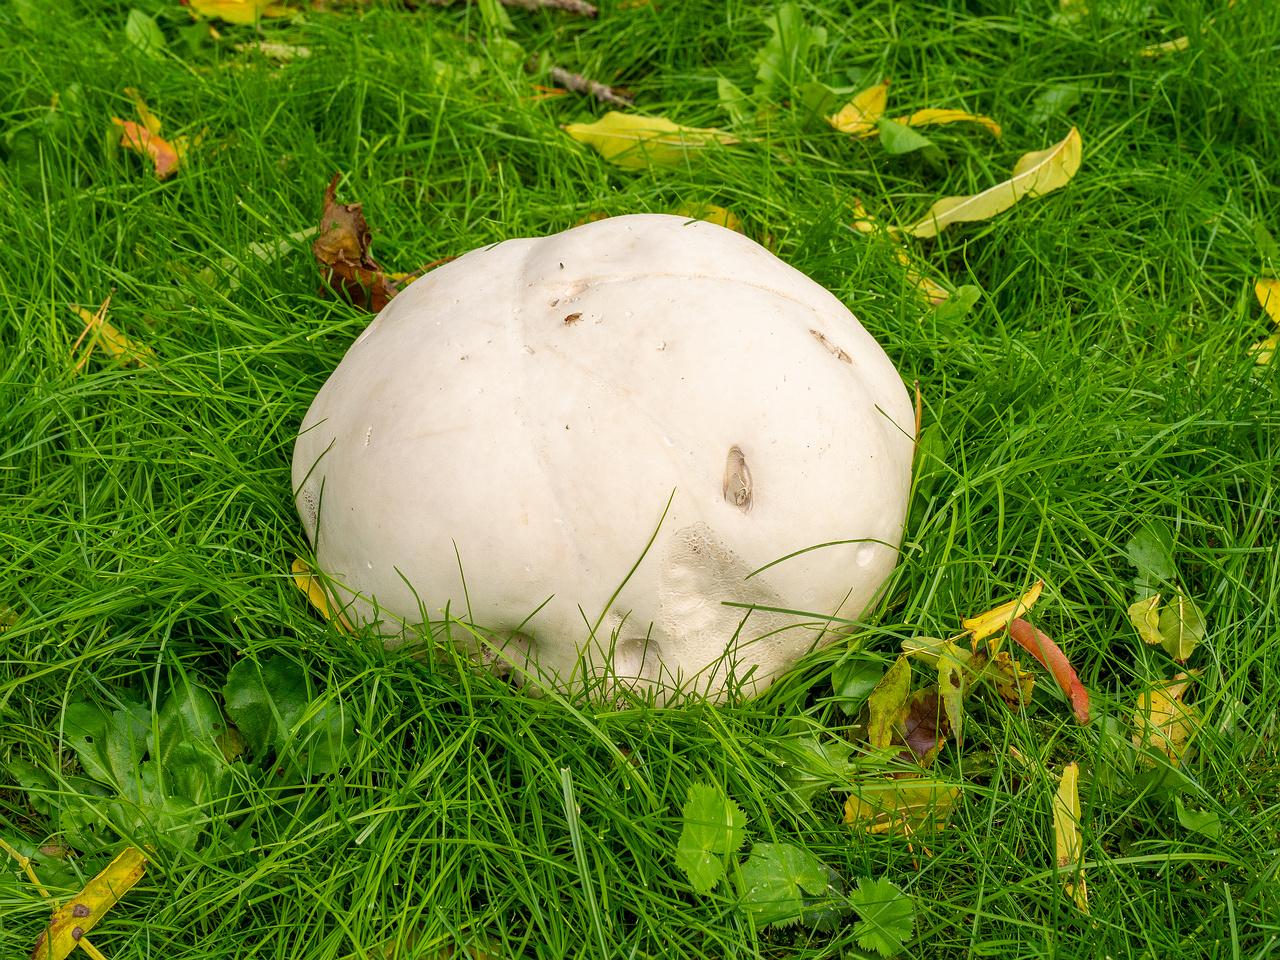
293,214,913,700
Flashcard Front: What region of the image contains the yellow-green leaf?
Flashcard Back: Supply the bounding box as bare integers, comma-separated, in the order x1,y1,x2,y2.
1133,673,1201,763
563,112,738,169
1158,593,1205,662
844,777,959,834
31,846,148,960
1052,763,1088,915
671,203,742,232
1253,279,1280,364
1140,35,1191,57
1127,594,1163,646
962,580,1044,643
891,108,1002,138
827,81,889,136
291,557,354,634
190,0,291,25
71,300,156,370
867,655,912,751
908,128,1082,239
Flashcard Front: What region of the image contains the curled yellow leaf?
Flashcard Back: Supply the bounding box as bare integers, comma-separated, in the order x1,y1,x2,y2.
962,580,1044,642
563,112,737,169
31,846,149,960
1258,278,1280,321
71,300,156,371
1052,763,1088,915
291,557,354,634
190,0,290,25
891,108,1002,138
908,128,1082,239
1140,35,1191,57
123,87,162,137
827,81,889,136
1127,594,1163,646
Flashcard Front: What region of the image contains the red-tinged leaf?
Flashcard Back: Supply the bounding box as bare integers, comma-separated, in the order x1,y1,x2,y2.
113,118,182,178
899,687,948,764
1008,619,1089,723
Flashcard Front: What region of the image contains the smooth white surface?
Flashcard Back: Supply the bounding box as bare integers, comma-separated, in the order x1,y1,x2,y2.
293,214,914,699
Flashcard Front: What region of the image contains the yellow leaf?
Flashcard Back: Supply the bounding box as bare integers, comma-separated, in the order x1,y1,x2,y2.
827,81,889,136
1140,35,1191,57
844,777,959,834
124,87,162,137
31,846,148,960
987,650,1036,707
190,0,291,24
892,108,1002,138
1053,763,1088,915
1127,594,1163,646
1132,672,1201,763
849,200,950,303
908,128,1083,239
1257,278,1280,322
71,300,156,371
291,557,354,634
1250,333,1277,365
671,203,741,232
962,580,1044,642
563,112,737,169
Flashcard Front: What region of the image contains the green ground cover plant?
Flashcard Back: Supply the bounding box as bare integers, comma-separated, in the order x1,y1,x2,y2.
2,0,1278,957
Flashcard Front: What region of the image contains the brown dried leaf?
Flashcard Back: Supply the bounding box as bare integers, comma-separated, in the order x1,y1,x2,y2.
899,687,948,764
313,174,399,313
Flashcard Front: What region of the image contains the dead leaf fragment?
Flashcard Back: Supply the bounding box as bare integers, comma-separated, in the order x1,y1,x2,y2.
1133,673,1200,763
1008,619,1090,724
564,112,737,169
113,118,185,178
313,174,399,313
908,128,1082,238
889,108,1002,138
1127,594,1163,646
827,81,889,135
291,557,354,634
1052,762,1088,915
70,300,156,370
1140,35,1191,57
963,580,1044,642
31,845,148,960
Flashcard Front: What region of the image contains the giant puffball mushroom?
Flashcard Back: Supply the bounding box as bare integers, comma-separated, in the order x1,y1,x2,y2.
293,214,914,701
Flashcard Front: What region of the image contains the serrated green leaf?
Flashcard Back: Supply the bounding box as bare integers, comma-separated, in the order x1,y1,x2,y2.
850,876,915,958
674,783,746,895
737,842,836,929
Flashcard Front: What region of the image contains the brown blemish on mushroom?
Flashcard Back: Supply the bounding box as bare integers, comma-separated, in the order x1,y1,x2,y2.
722,445,753,513
564,313,583,324
809,329,852,363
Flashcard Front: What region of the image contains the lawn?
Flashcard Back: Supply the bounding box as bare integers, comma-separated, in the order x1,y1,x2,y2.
2,0,1278,958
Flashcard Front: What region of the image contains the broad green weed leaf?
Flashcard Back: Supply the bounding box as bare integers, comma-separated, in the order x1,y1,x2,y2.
1053,762,1088,914
1031,85,1086,125
878,118,934,155
6,760,54,816
867,655,911,751
933,284,981,321
737,842,838,929
1175,794,1221,839
849,876,915,958
125,10,167,59
674,783,746,894
1127,522,1175,598
832,658,884,712
798,81,839,131
62,701,148,788
1157,593,1205,662
717,78,751,129
907,128,1082,238
780,736,856,809
563,112,737,169
1254,223,1280,266
751,2,827,101
1008,618,1090,724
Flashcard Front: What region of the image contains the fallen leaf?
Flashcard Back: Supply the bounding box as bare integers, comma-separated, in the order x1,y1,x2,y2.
671,203,742,232
313,174,399,313
899,687,948,763
290,557,354,633
31,845,148,960
963,580,1044,642
849,199,950,304
1127,594,1163,646
1052,762,1088,915
1252,279,1280,365
866,655,911,751
828,81,889,136
113,118,185,178
190,0,291,24
907,128,1082,238
844,777,959,834
1132,673,1200,763
890,108,1001,138
124,88,162,136
1008,618,1090,723
70,299,157,371
563,112,738,169
1157,593,1205,662
985,650,1036,707
1140,35,1191,56
936,645,966,746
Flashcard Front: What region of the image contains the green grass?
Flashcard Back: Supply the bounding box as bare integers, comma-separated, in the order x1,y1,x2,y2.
2,0,1279,957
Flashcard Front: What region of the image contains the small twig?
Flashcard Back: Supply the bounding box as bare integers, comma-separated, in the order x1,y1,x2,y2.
548,67,632,107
